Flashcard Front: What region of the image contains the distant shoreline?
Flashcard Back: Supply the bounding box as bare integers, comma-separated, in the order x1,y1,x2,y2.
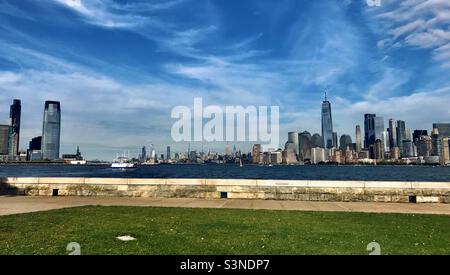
0,162,110,166
0,162,447,167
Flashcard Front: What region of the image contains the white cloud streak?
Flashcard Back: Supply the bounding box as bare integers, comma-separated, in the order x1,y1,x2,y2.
370,0,450,67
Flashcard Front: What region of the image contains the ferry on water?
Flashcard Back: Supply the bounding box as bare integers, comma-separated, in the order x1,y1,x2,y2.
111,153,135,169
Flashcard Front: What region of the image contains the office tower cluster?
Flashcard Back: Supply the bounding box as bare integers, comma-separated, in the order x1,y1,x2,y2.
251,142,298,165
138,144,177,165
252,93,450,166
162,143,251,165
0,99,62,162
370,121,450,165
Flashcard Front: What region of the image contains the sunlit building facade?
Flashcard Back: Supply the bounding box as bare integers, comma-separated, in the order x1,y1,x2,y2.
42,101,61,160
8,99,21,157
321,96,333,149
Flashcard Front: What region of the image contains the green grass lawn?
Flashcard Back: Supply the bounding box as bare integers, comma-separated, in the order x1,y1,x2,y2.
0,206,449,255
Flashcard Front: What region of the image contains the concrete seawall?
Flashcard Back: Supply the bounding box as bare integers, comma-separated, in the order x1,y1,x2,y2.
1,177,450,204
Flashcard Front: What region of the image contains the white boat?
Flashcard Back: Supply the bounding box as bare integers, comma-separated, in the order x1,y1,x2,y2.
111,154,135,169
70,160,87,165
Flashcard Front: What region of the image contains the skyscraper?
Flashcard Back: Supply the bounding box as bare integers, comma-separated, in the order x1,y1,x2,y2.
288,132,299,157
440,137,450,165
402,139,414,157
150,145,156,161
417,136,432,157
406,128,412,141
166,146,171,160
355,125,362,153
141,146,147,162
298,131,312,161
432,123,450,139
283,142,298,164
413,130,428,143
8,99,21,157
431,127,441,157
311,133,323,148
374,117,385,142
321,94,333,149
388,119,397,150
364,114,385,153
364,114,376,148
396,120,406,152
374,139,384,160
339,135,352,151
42,101,61,160
381,131,390,152
0,125,9,155
332,132,338,148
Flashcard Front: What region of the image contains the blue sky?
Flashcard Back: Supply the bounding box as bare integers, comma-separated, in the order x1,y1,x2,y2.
0,0,450,160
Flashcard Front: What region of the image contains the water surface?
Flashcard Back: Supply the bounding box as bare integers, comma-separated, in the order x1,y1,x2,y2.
0,164,449,182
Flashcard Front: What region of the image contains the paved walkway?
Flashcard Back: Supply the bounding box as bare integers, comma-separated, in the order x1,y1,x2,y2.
1,196,450,216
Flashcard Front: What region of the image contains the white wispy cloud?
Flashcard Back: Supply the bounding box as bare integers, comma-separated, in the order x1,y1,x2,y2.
0,68,199,159
0,45,283,159
369,0,450,67
54,0,149,28
365,67,411,100
111,0,187,12
1,0,449,159
50,0,270,63
0,0,35,20
51,0,217,59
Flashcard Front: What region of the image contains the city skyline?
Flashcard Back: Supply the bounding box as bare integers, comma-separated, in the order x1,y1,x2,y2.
0,96,448,163
1,0,450,160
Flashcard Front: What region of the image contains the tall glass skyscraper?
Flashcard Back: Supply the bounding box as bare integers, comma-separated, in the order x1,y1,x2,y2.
321,95,333,149
0,125,9,155
374,117,385,141
355,125,362,153
8,99,21,157
388,119,397,150
432,123,450,139
166,146,171,160
42,101,61,160
364,114,376,148
364,114,384,149
332,132,338,148
288,132,299,156
396,120,406,151
431,127,441,156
